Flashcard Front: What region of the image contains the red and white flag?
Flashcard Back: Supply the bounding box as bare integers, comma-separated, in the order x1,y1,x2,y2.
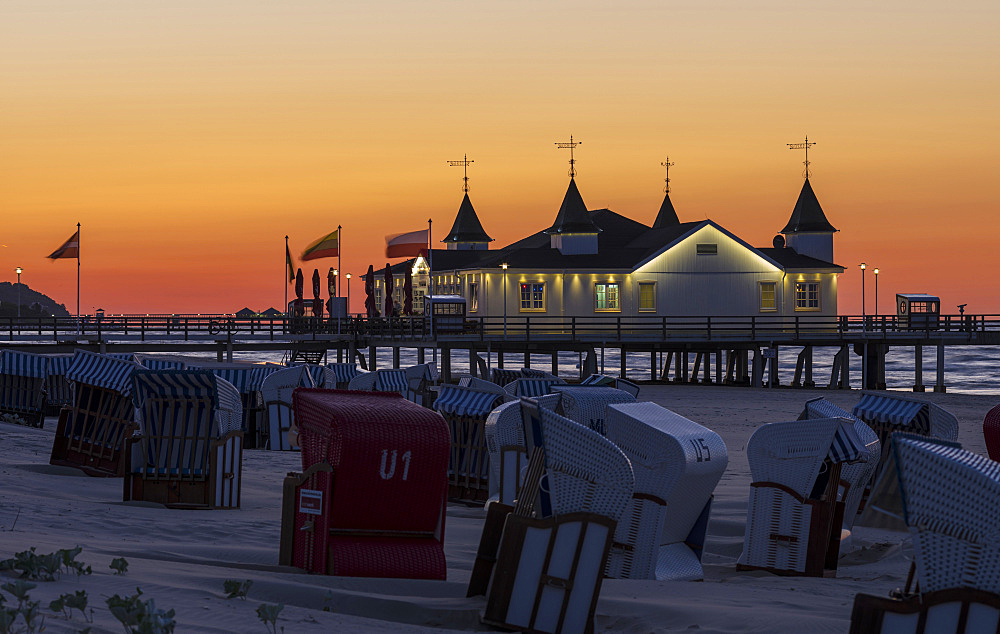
47,230,79,259
385,229,428,259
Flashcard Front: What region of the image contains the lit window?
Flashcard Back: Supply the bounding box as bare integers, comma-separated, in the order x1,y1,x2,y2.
595,282,621,311
638,282,656,311
469,282,479,312
795,282,820,310
696,243,718,255
760,282,776,311
520,282,545,311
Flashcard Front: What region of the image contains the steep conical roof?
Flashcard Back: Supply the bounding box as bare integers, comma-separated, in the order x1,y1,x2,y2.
781,178,837,233
544,178,601,234
441,193,493,244
652,191,680,228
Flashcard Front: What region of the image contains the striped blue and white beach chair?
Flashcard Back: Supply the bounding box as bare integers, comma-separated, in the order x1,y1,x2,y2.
434,384,505,502
503,377,566,400
374,369,409,396
405,364,437,407
43,354,75,413
49,350,143,476
852,392,959,477
124,370,243,509
261,365,315,451
326,362,360,389
0,350,50,427
139,356,188,371
193,363,280,449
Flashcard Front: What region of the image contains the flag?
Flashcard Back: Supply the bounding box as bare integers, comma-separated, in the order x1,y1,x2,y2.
286,243,295,282
48,230,79,259
385,229,429,259
301,229,340,261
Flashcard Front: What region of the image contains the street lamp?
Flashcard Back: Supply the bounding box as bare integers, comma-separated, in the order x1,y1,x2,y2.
501,263,508,338
332,269,339,297
15,267,22,320
859,263,866,326
873,267,879,316
345,273,351,314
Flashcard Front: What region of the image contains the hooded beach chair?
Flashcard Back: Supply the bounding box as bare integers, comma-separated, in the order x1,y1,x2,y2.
481,401,634,633
0,350,50,428
434,384,505,503
193,363,279,450
49,350,143,476
503,377,565,400
799,397,881,530
261,365,315,451
489,367,520,387
580,373,641,398
139,356,188,371
346,371,376,391
325,362,360,389
123,370,243,509
603,402,728,581
551,384,636,435
373,368,409,396
983,404,1000,461
459,375,506,395
852,392,958,475
43,354,75,414
483,394,562,506
737,417,868,577
405,363,438,407
279,390,449,579
849,435,1000,633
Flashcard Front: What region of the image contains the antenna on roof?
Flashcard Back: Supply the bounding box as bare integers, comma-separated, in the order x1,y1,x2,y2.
555,135,582,178
447,154,474,193
786,135,816,179
661,156,675,193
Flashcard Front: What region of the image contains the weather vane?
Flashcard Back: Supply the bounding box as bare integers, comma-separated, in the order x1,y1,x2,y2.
447,154,474,193
555,135,582,178
661,156,675,193
787,135,816,179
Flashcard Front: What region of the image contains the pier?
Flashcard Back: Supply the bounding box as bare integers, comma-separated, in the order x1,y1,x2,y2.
1,313,995,393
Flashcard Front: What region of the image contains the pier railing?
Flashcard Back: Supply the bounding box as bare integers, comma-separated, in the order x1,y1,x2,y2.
1,312,992,344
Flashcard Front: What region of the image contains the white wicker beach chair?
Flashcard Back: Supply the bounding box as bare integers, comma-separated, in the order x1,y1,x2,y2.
482,401,634,633
261,365,315,451
852,392,959,474
551,385,636,435
125,370,243,508
404,364,438,407
738,417,868,577
800,397,881,531
0,350,50,428
459,376,506,396
346,371,376,391
483,394,561,505
434,384,505,502
581,374,640,398
603,402,728,581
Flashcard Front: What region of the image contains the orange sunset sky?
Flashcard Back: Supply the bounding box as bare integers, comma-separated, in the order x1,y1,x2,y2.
2,1,998,315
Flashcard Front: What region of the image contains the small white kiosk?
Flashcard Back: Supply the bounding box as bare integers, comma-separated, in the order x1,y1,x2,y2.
896,293,940,330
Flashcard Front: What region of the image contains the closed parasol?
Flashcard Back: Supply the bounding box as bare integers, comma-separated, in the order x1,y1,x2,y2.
312,269,323,319
403,265,413,316
294,268,304,316
364,264,377,318
384,263,395,317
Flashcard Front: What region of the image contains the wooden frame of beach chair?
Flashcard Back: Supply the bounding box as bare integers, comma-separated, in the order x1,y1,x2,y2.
737,418,867,577
0,350,50,428
849,588,1000,634
49,350,142,477
434,384,504,503
261,366,314,451
123,371,243,509
484,394,561,506
603,402,728,581
983,404,1000,461
799,397,881,530
480,402,633,633
279,389,449,579
551,385,635,435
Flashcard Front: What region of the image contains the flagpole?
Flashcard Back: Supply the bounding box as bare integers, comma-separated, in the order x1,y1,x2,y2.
427,218,433,336
76,222,81,324
337,225,342,297
284,235,289,315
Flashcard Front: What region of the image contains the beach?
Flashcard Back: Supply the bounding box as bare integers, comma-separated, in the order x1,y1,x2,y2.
1,385,995,633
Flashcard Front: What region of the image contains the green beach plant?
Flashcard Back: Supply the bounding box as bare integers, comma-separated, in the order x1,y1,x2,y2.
109,558,129,576
255,602,283,634
222,579,252,600
106,587,176,634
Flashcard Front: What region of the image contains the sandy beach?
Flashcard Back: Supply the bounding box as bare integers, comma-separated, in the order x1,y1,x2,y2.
1,385,995,633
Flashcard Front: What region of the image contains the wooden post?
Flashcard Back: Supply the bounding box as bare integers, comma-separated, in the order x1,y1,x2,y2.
551,351,558,376
620,347,627,379
337,346,343,363
934,343,946,393
442,346,452,384
715,349,723,384
523,350,530,369
804,345,814,388
418,346,425,364
392,347,401,369
470,349,479,378
368,345,377,371
650,350,657,382
876,344,887,390
703,351,711,383
913,344,925,392
751,349,762,388
497,350,504,369
840,344,850,389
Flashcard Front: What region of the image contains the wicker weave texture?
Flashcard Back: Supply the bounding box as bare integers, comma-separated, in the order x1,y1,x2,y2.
261,366,313,451
984,404,1000,461
552,386,635,435
484,395,559,505
739,486,813,572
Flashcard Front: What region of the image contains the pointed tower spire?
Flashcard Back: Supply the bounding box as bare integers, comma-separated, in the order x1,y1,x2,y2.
652,156,680,228
442,192,493,249
781,178,837,234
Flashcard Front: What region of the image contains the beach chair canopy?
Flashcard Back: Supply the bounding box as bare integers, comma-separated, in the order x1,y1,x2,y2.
44,354,74,376
1,350,50,379
140,357,188,371
520,368,556,379
132,370,242,438
405,363,436,382
458,376,506,396
326,362,359,384
551,385,636,434
347,371,376,391
504,377,564,399
374,369,408,394
65,350,143,396
434,384,503,418
490,367,521,386
852,392,959,441
105,352,140,363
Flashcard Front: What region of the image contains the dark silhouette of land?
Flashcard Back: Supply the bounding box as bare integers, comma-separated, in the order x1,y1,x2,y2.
0,282,70,318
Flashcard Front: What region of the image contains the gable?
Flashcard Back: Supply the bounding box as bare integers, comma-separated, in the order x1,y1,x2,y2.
634,223,782,275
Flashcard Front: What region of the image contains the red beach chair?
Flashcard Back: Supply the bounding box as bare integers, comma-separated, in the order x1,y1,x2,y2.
984,404,1000,461
279,389,449,579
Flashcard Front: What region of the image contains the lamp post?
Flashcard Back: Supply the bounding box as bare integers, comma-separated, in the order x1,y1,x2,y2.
873,268,879,317
859,263,866,329
501,263,508,339
333,269,339,297
345,273,351,315
15,267,22,320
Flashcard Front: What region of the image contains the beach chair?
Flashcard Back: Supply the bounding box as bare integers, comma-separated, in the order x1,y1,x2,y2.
580,374,641,398
43,354,75,415
490,367,520,387
123,370,243,509
483,394,562,505
852,392,959,478
405,364,437,408
139,357,188,371
193,363,278,450
346,371,376,391
373,369,409,396
983,404,1000,461
459,376,506,396
279,390,449,579
603,402,728,581
737,417,868,577
799,397,881,530
325,362,360,389
434,384,505,503
481,401,634,633
520,367,557,379
503,377,565,400
49,350,143,476
551,385,636,434
0,350,50,428
261,366,315,451
849,435,1000,632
